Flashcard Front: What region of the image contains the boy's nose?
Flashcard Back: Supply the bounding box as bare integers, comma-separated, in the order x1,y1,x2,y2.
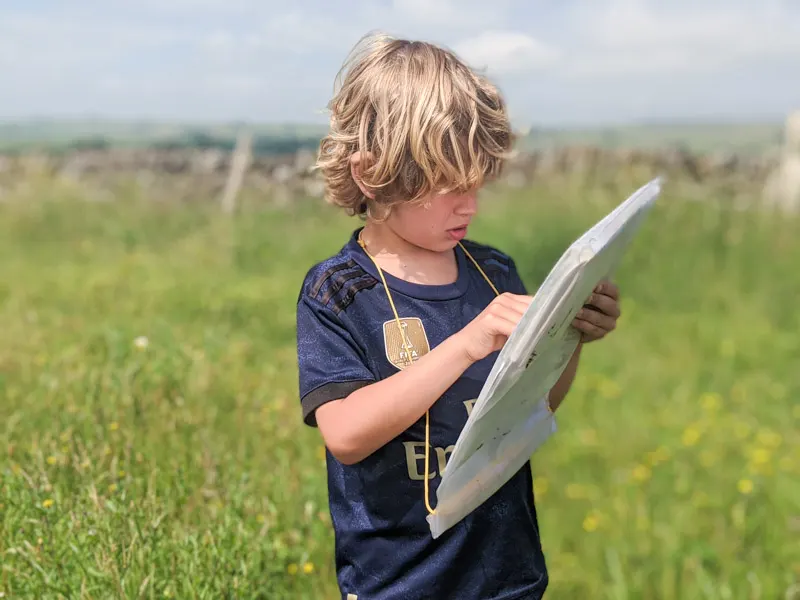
456,193,478,215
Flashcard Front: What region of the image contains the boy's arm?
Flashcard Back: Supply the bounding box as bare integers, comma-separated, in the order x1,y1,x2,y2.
549,279,622,410
547,343,583,412
298,290,530,466
315,332,474,465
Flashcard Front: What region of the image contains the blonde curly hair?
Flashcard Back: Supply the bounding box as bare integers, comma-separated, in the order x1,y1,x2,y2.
315,32,515,219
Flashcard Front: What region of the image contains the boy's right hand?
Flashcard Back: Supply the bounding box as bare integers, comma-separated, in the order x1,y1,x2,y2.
456,293,533,363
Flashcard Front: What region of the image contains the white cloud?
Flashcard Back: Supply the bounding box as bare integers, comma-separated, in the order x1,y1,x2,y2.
454,31,560,74
563,0,800,77
0,13,194,73
389,0,510,31
0,0,798,123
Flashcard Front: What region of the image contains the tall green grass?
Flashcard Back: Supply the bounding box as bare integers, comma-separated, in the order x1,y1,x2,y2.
1,175,798,599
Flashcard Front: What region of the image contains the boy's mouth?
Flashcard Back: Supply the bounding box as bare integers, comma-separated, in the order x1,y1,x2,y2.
447,226,468,241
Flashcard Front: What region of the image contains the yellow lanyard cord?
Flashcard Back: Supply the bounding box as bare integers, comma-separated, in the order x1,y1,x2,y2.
357,230,499,515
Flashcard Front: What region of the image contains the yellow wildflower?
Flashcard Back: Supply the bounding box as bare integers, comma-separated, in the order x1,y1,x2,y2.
287,563,298,575
632,464,651,483
303,562,315,574
737,479,754,495
109,422,119,431
533,478,549,497
682,426,701,447
46,456,57,465
42,499,54,509
700,392,722,413
582,511,601,532
108,483,118,493
750,448,771,466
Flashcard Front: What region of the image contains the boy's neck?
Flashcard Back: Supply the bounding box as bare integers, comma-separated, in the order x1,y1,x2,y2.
359,222,459,286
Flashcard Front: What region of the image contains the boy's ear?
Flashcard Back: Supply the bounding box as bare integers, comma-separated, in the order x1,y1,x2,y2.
350,152,376,200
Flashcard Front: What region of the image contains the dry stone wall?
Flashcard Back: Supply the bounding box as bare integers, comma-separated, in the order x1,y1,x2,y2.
0,141,791,209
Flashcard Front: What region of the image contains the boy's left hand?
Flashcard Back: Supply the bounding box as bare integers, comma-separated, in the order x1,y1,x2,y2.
572,280,620,343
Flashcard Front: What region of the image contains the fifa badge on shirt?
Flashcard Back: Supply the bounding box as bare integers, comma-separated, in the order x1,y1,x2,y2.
383,317,430,369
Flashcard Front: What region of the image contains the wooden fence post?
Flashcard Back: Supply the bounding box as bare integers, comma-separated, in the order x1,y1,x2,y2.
763,110,800,213
220,130,253,214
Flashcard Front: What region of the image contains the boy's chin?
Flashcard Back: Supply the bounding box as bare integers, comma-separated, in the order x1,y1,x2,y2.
406,232,462,254
434,240,462,254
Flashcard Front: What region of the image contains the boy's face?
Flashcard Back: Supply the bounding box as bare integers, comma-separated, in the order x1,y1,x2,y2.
388,188,479,252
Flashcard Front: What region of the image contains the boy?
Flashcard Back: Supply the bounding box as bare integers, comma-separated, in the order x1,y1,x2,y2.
295,32,621,600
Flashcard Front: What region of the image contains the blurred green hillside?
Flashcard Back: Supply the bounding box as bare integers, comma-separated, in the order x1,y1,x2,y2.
0,118,786,156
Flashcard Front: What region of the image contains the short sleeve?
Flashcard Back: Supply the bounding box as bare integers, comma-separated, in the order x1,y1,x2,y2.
296,295,376,426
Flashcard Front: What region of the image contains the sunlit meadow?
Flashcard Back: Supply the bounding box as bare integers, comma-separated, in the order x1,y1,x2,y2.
1,172,799,599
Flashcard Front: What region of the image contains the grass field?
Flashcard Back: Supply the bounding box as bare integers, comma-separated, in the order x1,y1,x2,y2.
1,173,799,599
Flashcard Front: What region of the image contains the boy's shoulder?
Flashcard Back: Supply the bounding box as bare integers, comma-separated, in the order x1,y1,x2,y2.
297,239,379,315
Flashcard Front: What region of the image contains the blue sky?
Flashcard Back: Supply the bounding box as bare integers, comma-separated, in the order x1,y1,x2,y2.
1,0,799,126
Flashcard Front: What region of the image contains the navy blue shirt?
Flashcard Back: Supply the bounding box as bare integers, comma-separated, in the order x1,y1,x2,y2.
296,227,548,599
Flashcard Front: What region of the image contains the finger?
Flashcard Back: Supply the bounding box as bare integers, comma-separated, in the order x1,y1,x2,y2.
576,307,616,332
584,292,621,318
492,295,528,315
594,280,619,300
487,306,526,331
490,300,531,321
572,318,606,341
498,293,534,311
486,315,518,340
492,334,511,353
